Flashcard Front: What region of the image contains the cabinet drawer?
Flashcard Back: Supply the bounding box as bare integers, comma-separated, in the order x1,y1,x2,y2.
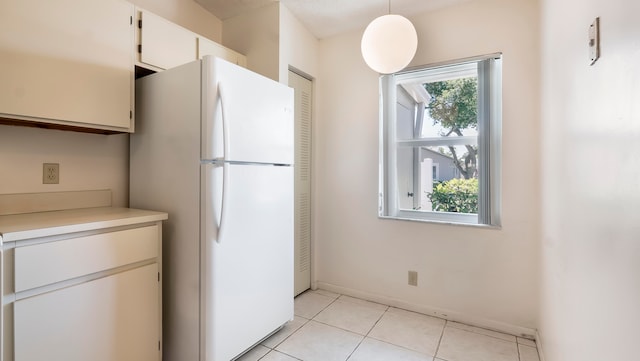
14,225,158,292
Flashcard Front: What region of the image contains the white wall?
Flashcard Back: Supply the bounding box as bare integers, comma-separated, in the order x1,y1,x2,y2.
539,0,640,359
279,5,320,82
0,0,221,207
315,0,540,333
0,126,130,206
222,3,280,81
222,3,320,84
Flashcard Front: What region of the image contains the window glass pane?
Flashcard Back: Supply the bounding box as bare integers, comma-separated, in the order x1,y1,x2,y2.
422,76,478,137
395,74,480,215
421,146,463,182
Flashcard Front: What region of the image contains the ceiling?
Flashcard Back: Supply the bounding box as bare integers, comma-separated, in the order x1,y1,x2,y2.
194,0,470,39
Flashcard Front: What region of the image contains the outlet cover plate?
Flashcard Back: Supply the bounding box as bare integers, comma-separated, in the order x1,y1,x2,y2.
43,163,59,184
408,271,418,286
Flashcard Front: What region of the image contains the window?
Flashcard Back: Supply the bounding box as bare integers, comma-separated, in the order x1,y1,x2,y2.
379,54,502,226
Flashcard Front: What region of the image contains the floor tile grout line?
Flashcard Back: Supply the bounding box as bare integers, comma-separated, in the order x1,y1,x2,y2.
517,342,522,361
368,306,448,358
259,313,310,361
365,335,440,359
446,323,520,344
317,289,524,343
433,319,448,360
363,303,389,338
256,349,304,361
362,306,443,358
338,298,389,361
309,299,389,337
374,299,522,345
266,316,311,351
310,289,341,300
280,290,350,359
291,289,529,361
343,333,366,361
337,294,391,311
278,350,305,361
325,295,390,314
304,291,389,337
307,290,341,319
305,318,367,336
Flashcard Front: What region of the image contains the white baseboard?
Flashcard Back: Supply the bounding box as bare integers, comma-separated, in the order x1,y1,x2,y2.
316,281,537,339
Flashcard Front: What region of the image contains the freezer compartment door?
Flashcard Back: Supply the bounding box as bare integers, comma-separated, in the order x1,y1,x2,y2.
202,57,294,165
202,162,294,361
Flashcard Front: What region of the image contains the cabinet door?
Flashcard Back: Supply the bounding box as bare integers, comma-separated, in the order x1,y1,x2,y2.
197,37,247,67
139,10,197,70
0,0,134,130
13,264,159,361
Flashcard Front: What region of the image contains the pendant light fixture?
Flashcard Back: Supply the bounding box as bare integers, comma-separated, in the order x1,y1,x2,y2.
361,0,418,74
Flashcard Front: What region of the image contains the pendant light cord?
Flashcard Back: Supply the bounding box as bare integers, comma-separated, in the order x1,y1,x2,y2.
388,0,391,14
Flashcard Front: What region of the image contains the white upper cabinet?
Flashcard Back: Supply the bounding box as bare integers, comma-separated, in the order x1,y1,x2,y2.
138,10,197,71
136,8,246,71
198,37,247,67
0,0,134,132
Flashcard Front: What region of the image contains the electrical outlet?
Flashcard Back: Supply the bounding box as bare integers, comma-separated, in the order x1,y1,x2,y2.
43,163,59,184
408,270,418,286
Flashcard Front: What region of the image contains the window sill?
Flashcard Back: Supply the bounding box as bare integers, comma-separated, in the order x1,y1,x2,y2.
378,214,502,230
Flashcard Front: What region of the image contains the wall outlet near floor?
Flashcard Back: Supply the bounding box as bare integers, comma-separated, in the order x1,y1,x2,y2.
408,270,418,286
43,163,59,184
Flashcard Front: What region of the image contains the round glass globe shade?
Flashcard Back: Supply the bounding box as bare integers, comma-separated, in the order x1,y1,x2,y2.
361,14,418,74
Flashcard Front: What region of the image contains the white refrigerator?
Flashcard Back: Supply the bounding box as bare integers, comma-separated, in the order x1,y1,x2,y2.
130,56,294,361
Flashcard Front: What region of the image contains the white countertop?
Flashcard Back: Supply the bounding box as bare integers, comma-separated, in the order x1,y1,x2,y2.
0,207,168,242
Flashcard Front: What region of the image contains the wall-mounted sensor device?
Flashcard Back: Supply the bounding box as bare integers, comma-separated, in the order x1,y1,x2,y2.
589,17,600,65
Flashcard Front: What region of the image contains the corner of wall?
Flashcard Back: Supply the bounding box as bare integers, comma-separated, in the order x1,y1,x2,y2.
278,3,320,83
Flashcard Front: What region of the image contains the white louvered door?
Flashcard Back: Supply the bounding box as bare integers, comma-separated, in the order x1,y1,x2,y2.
289,71,312,296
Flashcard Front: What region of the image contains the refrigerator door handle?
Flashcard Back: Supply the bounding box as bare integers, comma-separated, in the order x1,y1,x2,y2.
216,162,229,244
215,83,230,244
218,83,230,161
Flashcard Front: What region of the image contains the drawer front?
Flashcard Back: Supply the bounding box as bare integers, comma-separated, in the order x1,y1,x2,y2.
14,225,158,292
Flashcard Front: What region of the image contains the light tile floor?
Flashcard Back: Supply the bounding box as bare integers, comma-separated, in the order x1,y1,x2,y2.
238,290,541,361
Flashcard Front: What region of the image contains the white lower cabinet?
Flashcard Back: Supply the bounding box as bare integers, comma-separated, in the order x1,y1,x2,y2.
0,208,166,361
14,264,159,361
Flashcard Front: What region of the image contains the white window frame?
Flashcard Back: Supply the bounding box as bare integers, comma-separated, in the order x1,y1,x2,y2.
378,54,502,226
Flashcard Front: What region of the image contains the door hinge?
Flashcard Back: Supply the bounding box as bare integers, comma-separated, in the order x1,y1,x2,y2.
130,16,133,25
158,272,160,282
158,340,161,350
138,19,142,29
129,110,132,119
138,44,142,53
